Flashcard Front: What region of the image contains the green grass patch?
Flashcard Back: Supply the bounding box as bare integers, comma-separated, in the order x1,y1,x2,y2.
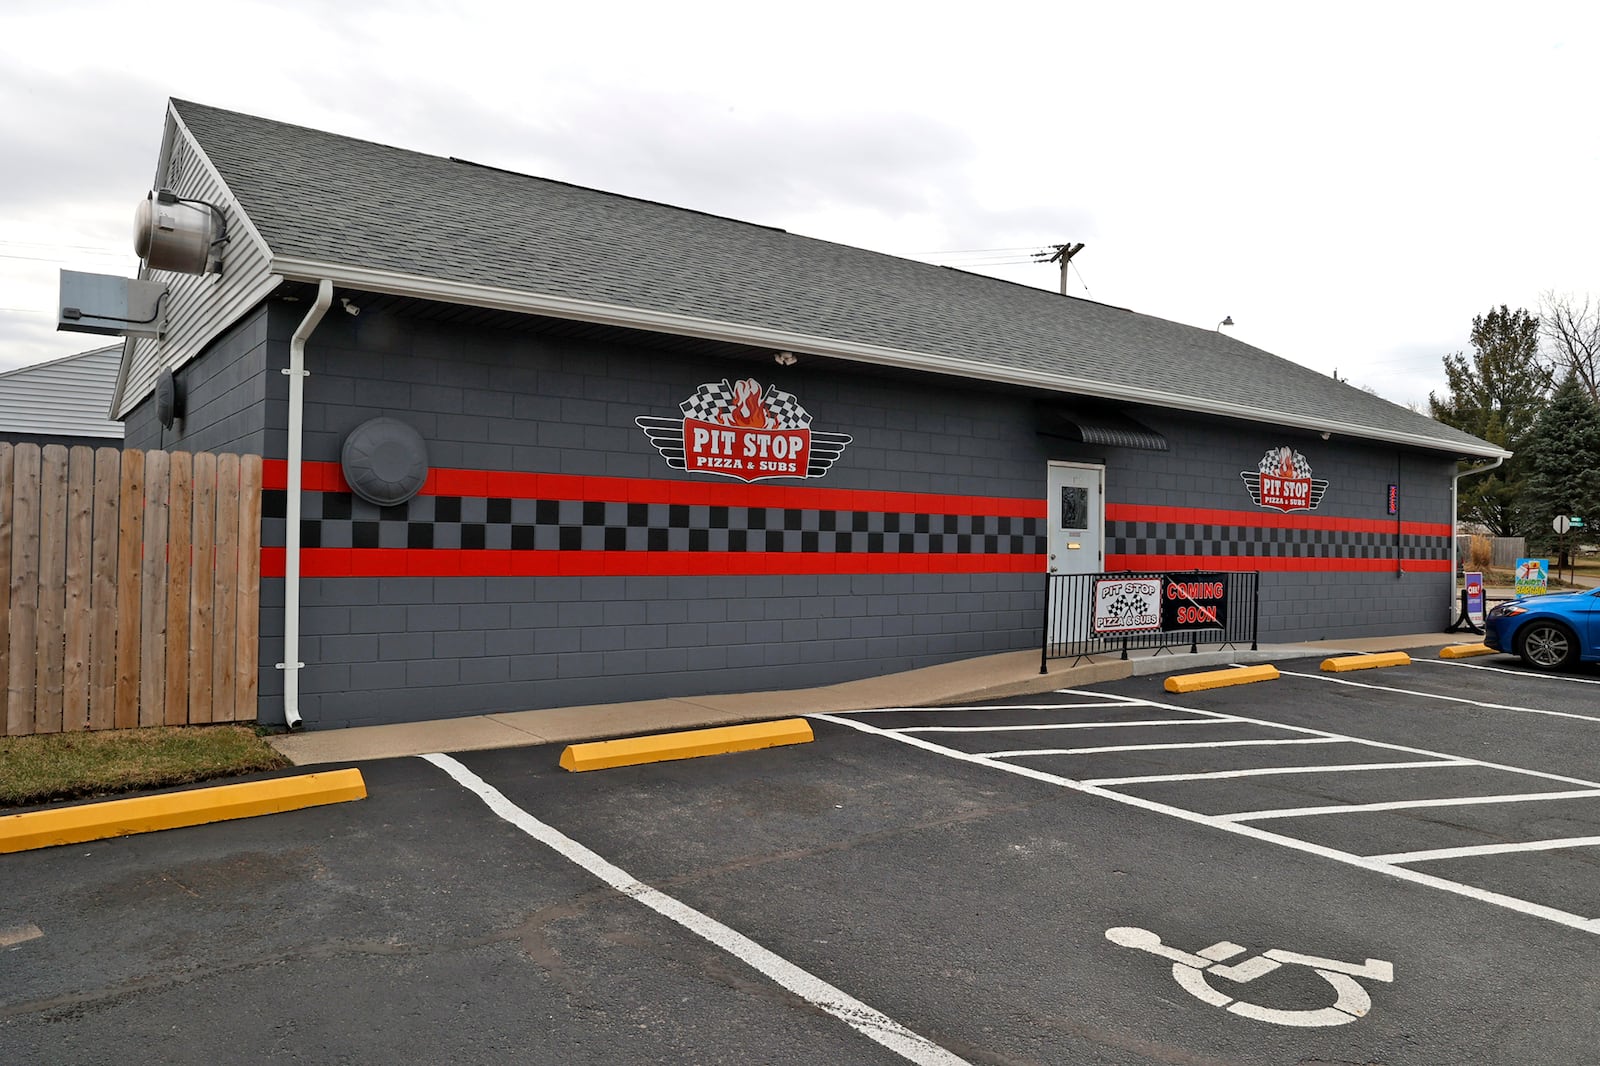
0,726,291,810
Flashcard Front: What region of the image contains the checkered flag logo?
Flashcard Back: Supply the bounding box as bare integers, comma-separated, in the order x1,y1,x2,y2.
1240,445,1329,511
677,379,814,429
1257,447,1313,480
1104,589,1146,625
679,380,737,423
640,378,851,480
760,385,811,429
1093,579,1161,634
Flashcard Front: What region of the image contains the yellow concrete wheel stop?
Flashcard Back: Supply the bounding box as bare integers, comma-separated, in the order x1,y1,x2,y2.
1163,664,1279,694
560,718,814,772
1440,644,1495,659
1320,652,1412,672
0,768,367,854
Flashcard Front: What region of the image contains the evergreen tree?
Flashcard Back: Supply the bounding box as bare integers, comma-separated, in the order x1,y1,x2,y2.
1428,305,1549,536
1521,374,1600,567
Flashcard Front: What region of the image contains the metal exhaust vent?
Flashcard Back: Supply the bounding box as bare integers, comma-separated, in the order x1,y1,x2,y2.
133,189,223,274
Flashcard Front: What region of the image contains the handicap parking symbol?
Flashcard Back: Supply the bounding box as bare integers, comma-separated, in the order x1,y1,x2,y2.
1106,926,1394,1027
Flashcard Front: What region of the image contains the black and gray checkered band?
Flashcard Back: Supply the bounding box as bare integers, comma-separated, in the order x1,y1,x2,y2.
1108,521,1449,561
262,491,1047,554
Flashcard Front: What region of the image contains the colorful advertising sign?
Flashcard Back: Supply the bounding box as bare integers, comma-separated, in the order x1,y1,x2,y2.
1241,447,1329,513
1514,558,1548,596
1161,573,1228,630
1093,578,1162,635
637,379,852,482
1464,571,1484,620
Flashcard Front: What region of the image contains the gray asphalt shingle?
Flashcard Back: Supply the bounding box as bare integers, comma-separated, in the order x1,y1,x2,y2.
172,99,1495,456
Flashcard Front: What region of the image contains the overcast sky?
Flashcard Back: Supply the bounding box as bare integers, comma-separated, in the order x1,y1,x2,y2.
4,0,1597,410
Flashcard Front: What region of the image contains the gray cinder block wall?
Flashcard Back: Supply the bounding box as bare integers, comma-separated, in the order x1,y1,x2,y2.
127,297,1455,728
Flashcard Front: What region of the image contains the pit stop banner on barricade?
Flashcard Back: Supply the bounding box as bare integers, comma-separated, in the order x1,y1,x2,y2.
1092,572,1231,636
1161,573,1229,631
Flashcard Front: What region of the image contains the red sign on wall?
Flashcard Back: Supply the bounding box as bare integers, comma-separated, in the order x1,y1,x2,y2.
1241,447,1329,513
682,416,812,479
637,378,852,483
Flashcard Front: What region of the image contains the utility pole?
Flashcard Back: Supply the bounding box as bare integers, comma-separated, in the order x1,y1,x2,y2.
1034,243,1084,296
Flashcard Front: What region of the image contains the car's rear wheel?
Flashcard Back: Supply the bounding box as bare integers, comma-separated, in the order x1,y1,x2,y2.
1516,621,1579,671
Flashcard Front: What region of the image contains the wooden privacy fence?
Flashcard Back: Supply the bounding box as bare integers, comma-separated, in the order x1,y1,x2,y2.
0,444,262,735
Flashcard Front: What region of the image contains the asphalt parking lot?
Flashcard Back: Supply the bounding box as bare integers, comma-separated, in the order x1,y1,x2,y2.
4,648,1600,1064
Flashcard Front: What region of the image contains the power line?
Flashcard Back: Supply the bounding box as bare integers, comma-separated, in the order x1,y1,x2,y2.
0,238,129,254
929,258,1037,268
907,245,1040,256
1069,259,1093,299
0,250,134,265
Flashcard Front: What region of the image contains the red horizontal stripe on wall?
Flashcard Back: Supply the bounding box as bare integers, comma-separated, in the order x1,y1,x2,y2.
260,548,1047,579
1107,502,1451,538
1105,554,1451,574
261,460,1046,518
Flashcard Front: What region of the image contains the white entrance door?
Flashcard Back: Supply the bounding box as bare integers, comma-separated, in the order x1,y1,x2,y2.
1047,461,1104,575
1046,462,1105,649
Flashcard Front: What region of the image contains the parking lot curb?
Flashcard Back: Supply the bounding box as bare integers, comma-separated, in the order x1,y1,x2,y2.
1163,664,1279,693
0,768,368,854
559,719,814,772
1320,652,1412,672
1440,643,1495,659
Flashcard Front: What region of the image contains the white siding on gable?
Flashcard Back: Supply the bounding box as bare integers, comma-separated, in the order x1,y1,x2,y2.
0,346,125,439
114,104,280,420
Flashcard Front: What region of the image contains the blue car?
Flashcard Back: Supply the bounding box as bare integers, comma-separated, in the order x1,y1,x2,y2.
1484,588,1600,670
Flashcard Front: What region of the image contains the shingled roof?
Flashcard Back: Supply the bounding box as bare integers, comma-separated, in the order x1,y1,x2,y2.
164,99,1502,458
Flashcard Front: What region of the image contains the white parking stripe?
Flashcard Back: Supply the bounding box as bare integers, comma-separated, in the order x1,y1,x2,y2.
0,923,43,948
1371,836,1600,865
1419,658,1600,685
897,719,1234,734
1219,789,1600,822
1276,669,1600,725
421,753,972,1066
981,737,1348,758
812,713,1600,935
1082,760,1472,787
1051,688,1600,792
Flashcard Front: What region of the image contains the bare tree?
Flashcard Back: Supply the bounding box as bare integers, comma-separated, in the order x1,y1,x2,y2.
1539,291,1600,402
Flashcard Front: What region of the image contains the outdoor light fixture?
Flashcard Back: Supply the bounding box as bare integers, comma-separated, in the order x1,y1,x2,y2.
774,351,797,366
1216,316,1234,331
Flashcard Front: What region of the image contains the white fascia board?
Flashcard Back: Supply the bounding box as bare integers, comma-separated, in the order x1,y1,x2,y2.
272,255,1511,461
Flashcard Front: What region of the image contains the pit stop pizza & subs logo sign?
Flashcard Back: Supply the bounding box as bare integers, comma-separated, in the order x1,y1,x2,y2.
1094,575,1230,635
1240,446,1329,513
636,378,852,482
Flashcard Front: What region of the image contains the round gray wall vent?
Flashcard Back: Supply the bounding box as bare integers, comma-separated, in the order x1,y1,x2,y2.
155,369,181,428
341,417,429,507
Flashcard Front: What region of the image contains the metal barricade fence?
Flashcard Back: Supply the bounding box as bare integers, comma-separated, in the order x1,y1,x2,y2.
1041,570,1260,671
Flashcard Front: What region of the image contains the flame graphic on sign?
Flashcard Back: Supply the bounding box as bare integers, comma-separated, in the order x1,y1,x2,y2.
727,378,770,428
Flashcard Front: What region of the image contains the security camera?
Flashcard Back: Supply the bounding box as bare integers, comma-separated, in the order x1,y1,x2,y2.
341,297,360,316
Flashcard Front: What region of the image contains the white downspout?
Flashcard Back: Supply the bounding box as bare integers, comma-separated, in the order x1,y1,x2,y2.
1451,454,1506,619
277,279,333,730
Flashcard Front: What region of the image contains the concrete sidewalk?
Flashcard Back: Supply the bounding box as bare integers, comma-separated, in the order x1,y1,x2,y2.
268,631,1474,766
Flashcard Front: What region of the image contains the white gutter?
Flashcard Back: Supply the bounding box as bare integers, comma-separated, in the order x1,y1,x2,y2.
1449,454,1507,618
277,279,333,730
269,255,1513,463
